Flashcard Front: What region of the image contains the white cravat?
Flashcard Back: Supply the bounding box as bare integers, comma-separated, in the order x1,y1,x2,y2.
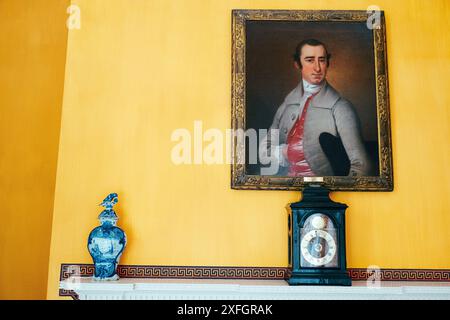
296,79,324,121
302,79,323,100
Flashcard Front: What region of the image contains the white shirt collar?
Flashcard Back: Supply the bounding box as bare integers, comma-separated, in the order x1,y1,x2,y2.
302,79,324,97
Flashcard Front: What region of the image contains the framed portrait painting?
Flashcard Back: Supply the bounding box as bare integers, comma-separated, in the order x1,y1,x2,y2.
231,10,393,191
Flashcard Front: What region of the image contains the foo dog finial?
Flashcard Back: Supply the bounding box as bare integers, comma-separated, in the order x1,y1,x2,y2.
99,193,118,210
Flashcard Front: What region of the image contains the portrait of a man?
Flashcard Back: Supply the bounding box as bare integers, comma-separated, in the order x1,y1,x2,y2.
259,39,373,177
232,10,393,191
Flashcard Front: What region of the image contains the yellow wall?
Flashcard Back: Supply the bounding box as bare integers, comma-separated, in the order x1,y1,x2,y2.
0,0,69,299
46,0,450,299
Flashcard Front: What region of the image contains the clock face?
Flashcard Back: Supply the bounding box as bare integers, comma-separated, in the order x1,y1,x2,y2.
301,229,337,266
300,213,338,268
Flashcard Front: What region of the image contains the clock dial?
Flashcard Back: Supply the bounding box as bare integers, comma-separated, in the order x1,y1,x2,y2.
300,229,337,266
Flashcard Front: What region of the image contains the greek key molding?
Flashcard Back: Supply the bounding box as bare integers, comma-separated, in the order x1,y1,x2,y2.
349,268,450,282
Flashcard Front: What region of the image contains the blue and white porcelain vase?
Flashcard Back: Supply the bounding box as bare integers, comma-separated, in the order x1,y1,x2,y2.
87,193,127,281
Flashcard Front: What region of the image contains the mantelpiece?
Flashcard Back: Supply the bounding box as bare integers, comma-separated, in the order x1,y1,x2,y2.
59,277,450,300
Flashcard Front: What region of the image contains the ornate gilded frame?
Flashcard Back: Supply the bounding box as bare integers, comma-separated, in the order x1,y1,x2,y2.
231,10,393,191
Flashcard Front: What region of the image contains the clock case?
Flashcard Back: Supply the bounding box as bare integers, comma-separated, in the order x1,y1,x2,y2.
287,185,352,286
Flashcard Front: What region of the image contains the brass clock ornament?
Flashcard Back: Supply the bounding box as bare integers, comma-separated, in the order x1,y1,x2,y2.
287,185,351,286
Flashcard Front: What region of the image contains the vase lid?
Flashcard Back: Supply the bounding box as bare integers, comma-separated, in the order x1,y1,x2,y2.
98,209,118,219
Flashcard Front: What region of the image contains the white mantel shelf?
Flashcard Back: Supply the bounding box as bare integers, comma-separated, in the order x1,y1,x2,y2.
60,278,450,300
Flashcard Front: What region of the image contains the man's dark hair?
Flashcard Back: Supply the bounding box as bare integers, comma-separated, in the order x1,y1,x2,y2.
293,39,331,68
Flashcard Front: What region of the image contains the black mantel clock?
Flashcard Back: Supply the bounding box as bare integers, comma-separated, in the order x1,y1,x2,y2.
287,185,352,286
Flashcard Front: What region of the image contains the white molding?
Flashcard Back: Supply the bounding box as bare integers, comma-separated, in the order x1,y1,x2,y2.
60,277,450,300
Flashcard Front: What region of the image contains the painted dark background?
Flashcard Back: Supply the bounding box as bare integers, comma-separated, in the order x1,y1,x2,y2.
245,20,379,176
